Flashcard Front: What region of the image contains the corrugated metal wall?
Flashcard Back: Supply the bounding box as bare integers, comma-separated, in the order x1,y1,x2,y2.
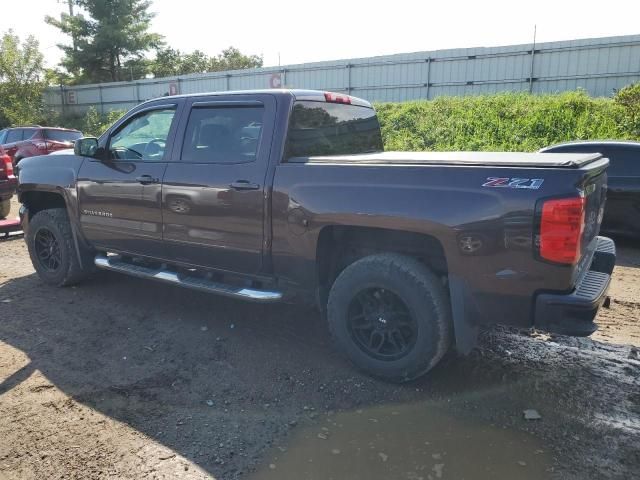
44,34,640,116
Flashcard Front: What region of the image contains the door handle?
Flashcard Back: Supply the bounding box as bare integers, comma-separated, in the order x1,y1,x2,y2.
229,180,260,191
136,175,159,185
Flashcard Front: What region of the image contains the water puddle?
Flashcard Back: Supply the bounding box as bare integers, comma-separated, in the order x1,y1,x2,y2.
249,402,551,480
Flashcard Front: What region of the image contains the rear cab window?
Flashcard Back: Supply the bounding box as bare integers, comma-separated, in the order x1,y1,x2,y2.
285,101,383,159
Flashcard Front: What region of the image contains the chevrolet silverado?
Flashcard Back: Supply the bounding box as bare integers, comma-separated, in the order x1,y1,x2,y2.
18,89,615,381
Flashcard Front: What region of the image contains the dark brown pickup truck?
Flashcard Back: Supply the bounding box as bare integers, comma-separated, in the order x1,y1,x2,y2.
18,89,615,382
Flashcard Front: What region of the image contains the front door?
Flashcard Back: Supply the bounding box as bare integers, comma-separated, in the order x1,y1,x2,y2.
162,95,276,274
77,103,180,256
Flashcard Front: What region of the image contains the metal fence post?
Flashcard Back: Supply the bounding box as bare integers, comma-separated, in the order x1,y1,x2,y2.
529,25,537,93
98,85,104,114
59,84,66,117
426,57,431,100
347,63,351,94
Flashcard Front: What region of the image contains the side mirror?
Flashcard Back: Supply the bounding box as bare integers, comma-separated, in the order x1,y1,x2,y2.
74,137,99,157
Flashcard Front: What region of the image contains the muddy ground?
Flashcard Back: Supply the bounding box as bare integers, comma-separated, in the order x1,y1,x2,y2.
0,198,638,480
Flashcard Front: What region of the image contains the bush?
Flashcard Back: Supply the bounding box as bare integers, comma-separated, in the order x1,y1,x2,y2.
80,108,125,137
614,82,640,138
46,85,640,150
376,90,637,152
47,107,125,137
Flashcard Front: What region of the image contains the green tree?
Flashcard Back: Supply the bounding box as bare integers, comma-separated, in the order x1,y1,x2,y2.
210,47,262,72
150,46,262,78
150,47,182,77
150,47,209,77
181,50,211,74
45,0,163,83
0,30,48,126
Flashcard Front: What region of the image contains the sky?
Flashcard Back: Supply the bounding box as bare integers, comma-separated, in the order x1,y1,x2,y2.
1,0,638,69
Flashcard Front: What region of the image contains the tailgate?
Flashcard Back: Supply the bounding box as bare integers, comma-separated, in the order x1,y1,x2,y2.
575,161,609,282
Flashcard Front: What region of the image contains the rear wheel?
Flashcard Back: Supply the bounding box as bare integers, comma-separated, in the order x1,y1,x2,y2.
327,253,452,382
0,199,10,219
26,208,94,286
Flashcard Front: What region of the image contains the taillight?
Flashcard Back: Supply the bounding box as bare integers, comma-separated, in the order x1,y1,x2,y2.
0,154,13,178
324,92,351,104
539,196,586,264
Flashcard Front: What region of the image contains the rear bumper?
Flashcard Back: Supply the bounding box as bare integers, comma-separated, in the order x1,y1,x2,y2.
534,236,615,336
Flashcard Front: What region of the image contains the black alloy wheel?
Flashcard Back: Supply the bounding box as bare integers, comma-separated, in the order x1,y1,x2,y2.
347,287,418,361
34,227,62,272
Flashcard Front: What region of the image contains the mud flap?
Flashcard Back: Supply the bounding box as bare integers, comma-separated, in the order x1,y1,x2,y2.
448,274,479,354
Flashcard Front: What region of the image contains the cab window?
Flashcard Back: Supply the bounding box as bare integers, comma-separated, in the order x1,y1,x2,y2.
109,108,176,161
181,106,264,164
286,101,383,158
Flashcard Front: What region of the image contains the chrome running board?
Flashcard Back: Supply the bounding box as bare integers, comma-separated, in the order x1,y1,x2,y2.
94,254,282,302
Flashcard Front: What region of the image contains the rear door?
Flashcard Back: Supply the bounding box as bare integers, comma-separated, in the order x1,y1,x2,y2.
162,94,276,274
17,128,44,158
77,101,182,256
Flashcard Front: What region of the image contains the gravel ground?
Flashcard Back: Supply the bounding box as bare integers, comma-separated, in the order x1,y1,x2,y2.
0,198,638,480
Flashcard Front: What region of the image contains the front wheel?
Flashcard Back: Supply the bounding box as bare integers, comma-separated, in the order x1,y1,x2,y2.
26,208,94,286
327,253,452,382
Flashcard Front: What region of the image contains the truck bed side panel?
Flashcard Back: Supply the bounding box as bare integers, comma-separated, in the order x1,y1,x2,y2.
272,161,606,328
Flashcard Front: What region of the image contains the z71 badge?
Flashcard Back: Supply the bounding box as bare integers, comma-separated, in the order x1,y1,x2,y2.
482,177,544,190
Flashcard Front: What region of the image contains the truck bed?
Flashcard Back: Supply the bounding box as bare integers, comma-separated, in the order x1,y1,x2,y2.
290,151,604,168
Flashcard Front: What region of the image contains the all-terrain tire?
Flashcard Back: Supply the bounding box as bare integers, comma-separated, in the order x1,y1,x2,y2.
0,199,10,219
26,208,94,287
327,253,452,382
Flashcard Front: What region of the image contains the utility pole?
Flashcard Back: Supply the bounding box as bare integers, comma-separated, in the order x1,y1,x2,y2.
66,0,77,52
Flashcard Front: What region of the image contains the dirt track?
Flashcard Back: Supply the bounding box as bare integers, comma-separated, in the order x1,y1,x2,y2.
1,198,639,480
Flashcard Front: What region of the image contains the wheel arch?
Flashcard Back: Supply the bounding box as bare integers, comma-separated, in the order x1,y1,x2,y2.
19,189,68,219
20,187,92,269
316,225,448,289
316,224,478,354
